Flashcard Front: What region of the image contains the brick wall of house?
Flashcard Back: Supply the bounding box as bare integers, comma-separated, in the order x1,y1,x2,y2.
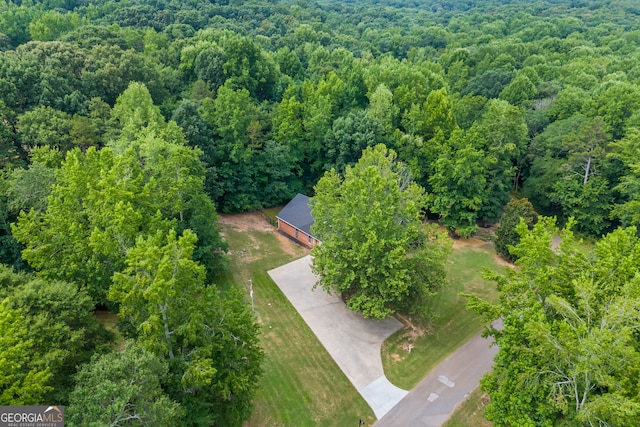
277,219,319,249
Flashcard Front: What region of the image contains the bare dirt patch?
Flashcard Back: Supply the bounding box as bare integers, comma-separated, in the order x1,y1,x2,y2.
219,211,307,258
392,313,430,362
493,254,516,269
219,212,274,233
451,237,490,249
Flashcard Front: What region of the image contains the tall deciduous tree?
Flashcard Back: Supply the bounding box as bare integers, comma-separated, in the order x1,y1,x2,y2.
465,218,640,426
111,81,166,143
0,172,24,270
12,147,164,304
0,100,22,168
323,109,385,174
67,342,183,427
0,298,51,405
611,128,640,227
110,230,263,427
311,144,450,319
494,197,538,262
0,264,111,404
428,127,490,237
17,106,73,153
472,99,529,222
367,83,398,136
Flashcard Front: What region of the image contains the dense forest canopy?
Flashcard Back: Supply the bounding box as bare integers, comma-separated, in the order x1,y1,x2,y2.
2,0,640,424
3,0,640,236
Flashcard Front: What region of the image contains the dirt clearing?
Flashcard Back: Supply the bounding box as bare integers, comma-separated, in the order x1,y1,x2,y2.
219,211,307,258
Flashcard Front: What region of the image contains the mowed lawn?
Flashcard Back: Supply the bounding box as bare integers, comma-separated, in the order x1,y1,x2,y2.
215,214,376,426
444,387,493,427
382,239,504,390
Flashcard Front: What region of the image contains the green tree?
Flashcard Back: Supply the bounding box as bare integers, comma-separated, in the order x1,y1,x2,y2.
300,79,335,182
499,74,536,106
202,82,256,148
367,83,398,136
465,219,640,426
9,41,89,114
473,99,529,222
494,197,538,262
11,148,161,304
402,88,455,142
0,298,51,405
589,81,640,139
551,175,614,236
109,230,207,359
81,44,160,106
29,11,84,42
251,140,301,207
428,128,490,237
171,99,214,152
562,116,610,187
110,230,263,426
111,82,166,143
549,86,588,120
311,144,450,319
200,82,291,211
0,6,41,46
17,106,73,153
193,47,225,91
69,114,102,151
323,109,385,173
611,128,640,227
522,114,586,215
0,100,22,167
274,93,304,146
14,136,227,302
67,342,183,427
219,31,278,101
6,162,56,215
1,271,112,403
462,69,513,99
454,92,487,126
547,117,615,235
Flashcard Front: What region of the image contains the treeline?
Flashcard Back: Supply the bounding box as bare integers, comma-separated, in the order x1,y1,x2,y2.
1,81,262,426
1,0,640,424
2,0,639,238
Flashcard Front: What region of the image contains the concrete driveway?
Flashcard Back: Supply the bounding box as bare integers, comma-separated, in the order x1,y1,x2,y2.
268,255,408,419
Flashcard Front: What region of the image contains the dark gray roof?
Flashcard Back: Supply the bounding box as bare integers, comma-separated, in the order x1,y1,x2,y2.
276,193,315,236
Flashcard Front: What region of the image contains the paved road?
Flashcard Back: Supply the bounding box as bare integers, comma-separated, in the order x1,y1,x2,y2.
374,319,502,427
269,255,501,424
268,255,408,419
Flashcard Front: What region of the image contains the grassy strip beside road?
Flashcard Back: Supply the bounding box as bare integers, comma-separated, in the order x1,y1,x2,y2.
382,241,503,390
444,387,493,427
217,217,376,426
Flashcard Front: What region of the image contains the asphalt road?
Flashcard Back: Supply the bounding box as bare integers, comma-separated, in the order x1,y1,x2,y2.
373,319,502,427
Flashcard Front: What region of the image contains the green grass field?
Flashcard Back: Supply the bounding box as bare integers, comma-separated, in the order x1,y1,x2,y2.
217,216,376,426
444,386,493,427
218,214,504,426
382,241,504,390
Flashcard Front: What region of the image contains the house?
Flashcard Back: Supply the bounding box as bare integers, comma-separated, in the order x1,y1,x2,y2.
276,194,321,248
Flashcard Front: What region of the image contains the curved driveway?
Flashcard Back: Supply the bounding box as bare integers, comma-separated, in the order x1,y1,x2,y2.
269,255,499,424
268,255,408,419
